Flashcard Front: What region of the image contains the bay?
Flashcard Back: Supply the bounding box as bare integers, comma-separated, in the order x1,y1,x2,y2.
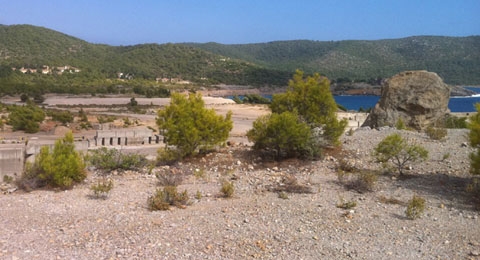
333,95,480,112
228,87,480,112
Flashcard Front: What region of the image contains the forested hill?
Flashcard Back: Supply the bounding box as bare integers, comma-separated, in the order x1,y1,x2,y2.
185,36,480,85
0,24,290,88
0,24,479,89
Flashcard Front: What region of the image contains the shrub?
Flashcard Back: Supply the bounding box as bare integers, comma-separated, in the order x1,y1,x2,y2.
7,103,45,133
148,186,189,211
97,115,116,124
48,110,74,125
270,70,347,146
374,133,428,175
157,93,233,158
220,180,235,198
20,132,86,190
90,179,114,199
443,114,467,129
425,126,447,140
87,147,147,172
247,111,318,159
337,169,378,193
405,195,426,220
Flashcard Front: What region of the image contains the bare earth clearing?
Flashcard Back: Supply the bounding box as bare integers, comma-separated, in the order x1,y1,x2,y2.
0,96,479,259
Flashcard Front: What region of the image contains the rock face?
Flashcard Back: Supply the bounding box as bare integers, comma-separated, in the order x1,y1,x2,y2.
362,70,451,130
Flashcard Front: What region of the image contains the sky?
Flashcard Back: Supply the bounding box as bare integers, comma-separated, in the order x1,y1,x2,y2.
1,0,479,46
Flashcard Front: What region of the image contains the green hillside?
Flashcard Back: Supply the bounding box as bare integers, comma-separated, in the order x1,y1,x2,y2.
186,36,480,85
0,24,290,96
0,24,478,97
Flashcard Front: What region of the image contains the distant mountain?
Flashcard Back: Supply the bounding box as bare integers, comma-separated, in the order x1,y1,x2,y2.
185,36,480,85
0,24,479,92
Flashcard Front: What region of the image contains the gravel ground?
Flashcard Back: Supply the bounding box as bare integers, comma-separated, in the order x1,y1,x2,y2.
1,128,479,259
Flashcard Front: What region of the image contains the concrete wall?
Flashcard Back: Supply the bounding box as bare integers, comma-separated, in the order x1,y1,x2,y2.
0,144,25,179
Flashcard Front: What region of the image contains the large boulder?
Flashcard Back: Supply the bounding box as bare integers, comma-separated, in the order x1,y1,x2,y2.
362,70,451,130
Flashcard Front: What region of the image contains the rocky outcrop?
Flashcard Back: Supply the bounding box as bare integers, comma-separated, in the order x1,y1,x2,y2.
362,70,451,130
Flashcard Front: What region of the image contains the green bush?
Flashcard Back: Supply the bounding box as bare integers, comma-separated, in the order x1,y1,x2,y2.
405,195,426,220
87,147,147,172
7,103,45,133
20,132,86,190
148,186,189,211
48,110,74,125
374,133,428,175
157,93,233,158
270,70,347,146
247,111,318,159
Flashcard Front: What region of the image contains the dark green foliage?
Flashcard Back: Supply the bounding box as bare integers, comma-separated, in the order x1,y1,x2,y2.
187,36,480,85
157,93,233,157
374,133,428,175
20,93,29,102
48,110,74,125
270,70,347,146
7,103,45,133
86,147,147,172
247,112,317,159
19,132,86,190
241,94,271,104
129,97,138,106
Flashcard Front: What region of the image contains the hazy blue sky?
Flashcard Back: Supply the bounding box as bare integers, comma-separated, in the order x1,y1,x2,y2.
1,0,479,45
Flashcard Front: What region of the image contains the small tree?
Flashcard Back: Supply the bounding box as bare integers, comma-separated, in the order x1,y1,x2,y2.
22,132,86,189
270,70,347,145
247,111,317,159
374,133,428,175
156,93,233,157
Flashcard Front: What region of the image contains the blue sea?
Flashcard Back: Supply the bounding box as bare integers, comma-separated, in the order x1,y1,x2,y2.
229,87,480,113
334,87,480,112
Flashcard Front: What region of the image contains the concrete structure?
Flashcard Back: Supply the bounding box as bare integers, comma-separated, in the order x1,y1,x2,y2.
0,144,25,179
0,138,89,180
0,128,161,179
93,129,160,147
